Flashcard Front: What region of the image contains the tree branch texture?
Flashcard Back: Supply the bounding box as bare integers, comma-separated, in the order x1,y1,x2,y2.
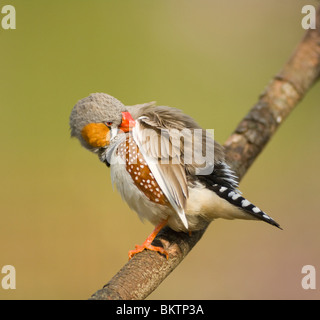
90,6,320,300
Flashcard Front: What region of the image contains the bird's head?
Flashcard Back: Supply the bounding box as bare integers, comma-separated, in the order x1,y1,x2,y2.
69,93,135,153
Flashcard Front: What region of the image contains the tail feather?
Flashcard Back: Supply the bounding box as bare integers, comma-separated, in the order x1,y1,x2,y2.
210,184,282,229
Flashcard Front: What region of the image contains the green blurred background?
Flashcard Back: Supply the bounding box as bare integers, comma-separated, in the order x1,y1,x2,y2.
0,0,319,299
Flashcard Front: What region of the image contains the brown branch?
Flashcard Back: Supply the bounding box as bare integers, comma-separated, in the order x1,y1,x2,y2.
89,6,320,300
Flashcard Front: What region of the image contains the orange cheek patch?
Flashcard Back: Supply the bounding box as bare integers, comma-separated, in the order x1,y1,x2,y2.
81,123,110,148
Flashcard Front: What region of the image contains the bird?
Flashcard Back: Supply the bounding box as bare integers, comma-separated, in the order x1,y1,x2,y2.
69,93,281,259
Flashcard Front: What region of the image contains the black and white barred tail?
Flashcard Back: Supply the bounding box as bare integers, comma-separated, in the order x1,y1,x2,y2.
211,184,281,229
195,161,281,229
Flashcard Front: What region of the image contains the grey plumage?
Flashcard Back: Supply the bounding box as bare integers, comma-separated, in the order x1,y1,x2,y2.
70,93,125,151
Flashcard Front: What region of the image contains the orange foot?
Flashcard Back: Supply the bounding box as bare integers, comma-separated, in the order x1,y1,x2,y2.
128,243,169,260
128,220,169,260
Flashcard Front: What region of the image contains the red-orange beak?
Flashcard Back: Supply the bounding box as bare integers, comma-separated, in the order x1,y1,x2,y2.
119,112,136,132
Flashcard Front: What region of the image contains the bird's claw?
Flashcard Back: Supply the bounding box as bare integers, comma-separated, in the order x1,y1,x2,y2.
128,243,169,260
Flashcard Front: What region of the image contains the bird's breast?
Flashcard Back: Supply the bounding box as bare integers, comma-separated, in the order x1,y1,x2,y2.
114,135,169,206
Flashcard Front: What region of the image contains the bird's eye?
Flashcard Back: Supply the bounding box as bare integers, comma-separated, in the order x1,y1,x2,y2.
106,121,113,127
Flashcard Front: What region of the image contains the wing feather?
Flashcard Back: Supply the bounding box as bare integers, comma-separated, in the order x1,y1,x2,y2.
132,119,189,229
